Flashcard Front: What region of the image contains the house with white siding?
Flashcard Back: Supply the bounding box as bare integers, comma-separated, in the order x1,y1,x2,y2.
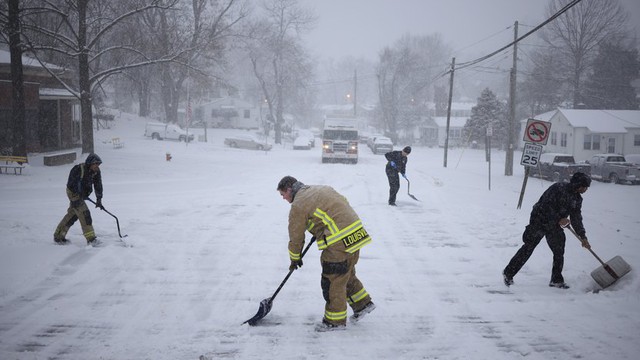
519,109,640,162
193,97,260,129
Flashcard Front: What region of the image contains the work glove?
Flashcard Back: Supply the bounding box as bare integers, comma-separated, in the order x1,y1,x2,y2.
580,236,591,250
390,161,396,168
95,198,104,210
289,259,303,271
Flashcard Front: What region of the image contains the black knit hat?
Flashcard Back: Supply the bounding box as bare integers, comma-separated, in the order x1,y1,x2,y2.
570,172,591,187
403,146,412,154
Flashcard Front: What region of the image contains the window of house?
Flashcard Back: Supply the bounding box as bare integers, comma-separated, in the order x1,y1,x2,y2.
561,133,567,147
550,131,557,146
635,134,640,147
244,109,250,118
583,134,600,150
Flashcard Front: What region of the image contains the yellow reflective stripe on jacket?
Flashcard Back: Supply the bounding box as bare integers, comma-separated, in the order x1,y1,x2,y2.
314,209,371,253
347,288,369,305
289,249,301,261
324,309,347,322
307,219,315,232
313,208,339,235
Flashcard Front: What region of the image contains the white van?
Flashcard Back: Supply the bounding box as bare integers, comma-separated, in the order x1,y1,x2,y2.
144,122,194,142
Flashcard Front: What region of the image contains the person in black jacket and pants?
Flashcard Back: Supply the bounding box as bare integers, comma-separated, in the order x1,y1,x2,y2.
503,172,592,289
384,146,411,206
53,153,105,246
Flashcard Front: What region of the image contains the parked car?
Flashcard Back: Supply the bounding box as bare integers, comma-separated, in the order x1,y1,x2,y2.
224,134,272,151
528,153,590,182
295,129,315,148
589,154,640,184
371,136,394,155
293,136,312,150
366,134,385,150
144,122,194,142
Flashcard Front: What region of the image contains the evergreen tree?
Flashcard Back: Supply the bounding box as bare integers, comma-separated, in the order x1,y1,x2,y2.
464,88,507,145
583,42,640,110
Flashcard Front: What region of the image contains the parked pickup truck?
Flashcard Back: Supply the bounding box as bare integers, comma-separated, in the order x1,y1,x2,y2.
529,153,591,183
145,122,194,142
589,154,640,184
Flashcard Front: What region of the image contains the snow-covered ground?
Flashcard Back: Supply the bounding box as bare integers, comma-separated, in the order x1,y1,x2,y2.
1,112,639,360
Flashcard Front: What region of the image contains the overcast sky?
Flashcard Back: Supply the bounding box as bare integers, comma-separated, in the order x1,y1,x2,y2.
300,0,640,62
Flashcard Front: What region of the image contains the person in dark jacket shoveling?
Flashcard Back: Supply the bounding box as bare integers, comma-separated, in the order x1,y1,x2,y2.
503,172,592,289
384,146,411,206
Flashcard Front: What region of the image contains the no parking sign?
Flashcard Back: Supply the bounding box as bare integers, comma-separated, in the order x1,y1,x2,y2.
523,118,551,145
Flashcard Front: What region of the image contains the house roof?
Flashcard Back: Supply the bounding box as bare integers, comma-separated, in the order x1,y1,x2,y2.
522,108,640,134
559,109,639,133
199,96,254,108
40,87,77,99
433,116,468,128
0,49,64,70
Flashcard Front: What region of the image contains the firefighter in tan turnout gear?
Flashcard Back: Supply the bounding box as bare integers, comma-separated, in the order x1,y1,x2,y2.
53,153,105,246
277,176,376,331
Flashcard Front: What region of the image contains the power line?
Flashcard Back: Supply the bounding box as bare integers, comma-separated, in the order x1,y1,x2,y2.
454,0,584,71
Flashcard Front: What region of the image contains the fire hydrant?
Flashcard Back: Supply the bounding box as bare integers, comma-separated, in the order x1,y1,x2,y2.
166,152,172,161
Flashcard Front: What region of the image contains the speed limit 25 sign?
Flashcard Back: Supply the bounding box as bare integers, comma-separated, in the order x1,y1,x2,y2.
520,143,543,167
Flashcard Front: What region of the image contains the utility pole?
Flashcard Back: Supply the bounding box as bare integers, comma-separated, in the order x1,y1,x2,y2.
353,69,357,117
444,57,455,168
505,21,518,176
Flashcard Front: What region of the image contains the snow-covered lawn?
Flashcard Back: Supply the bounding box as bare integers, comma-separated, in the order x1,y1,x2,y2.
1,112,639,359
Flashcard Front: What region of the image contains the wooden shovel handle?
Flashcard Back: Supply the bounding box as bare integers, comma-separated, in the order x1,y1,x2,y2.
565,225,620,279
565,225,606,266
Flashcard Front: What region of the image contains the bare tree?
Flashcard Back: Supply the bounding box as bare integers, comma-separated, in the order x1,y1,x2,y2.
376,34,450,142
245,0,316,144
1,0,26,156
542,0,628,107
519,50,564,117
138,0,248,125
12,0,180,153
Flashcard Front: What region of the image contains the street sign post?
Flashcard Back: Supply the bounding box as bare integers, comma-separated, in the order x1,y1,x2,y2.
518,120,552,209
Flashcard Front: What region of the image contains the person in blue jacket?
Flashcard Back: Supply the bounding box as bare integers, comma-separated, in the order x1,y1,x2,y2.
53,153,104,246
384,146,411,206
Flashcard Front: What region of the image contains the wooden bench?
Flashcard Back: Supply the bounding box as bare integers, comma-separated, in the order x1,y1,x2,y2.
112,137,124,149
43,151,77,166
0,155,28,175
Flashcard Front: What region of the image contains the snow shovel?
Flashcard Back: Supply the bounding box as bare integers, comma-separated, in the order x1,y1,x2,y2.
403,175,419,201
87,198,130,246
566,225,631,289
243,237,316,326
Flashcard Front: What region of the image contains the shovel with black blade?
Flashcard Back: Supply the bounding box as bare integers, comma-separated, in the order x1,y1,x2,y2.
566,225,631,289
87,197,131,247
243,237,316,326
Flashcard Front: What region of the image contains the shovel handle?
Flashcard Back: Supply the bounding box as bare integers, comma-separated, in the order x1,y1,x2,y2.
269,236,316,303
565,225,610,268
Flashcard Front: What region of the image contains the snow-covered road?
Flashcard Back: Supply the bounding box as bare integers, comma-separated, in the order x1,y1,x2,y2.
1,114,639,359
